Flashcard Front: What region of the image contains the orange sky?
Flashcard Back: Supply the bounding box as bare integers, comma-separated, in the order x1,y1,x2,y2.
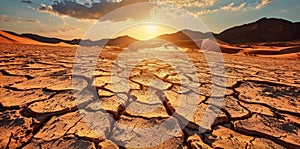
1,0,299,40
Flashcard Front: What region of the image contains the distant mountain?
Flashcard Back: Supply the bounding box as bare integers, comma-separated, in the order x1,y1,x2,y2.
2,31,138,47
154,29,215,49
155,18,300,45
156,29,213,42
216,18,300,44
2,18,300,47
74,35,138,47
105,35,138,47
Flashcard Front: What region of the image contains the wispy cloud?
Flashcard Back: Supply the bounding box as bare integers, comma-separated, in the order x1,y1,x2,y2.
58,22,79,32
255,0,272,10
27,5,35,10
195,9,218,16
196,0,273,16
20,0,33,4
150,0,217,8
0,15,40,24
36,22,80,35
0,15,22,23
221,2,247,12
25,19,40,24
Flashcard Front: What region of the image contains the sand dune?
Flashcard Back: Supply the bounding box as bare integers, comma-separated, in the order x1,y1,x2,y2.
258,52,300,59
0,30,75,47
232,42,300,59
0,30,43,45
1,28,299,58
55,41,77,47
0,34,16,44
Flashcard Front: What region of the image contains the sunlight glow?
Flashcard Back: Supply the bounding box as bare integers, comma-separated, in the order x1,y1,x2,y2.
145,24,157,32
115,23,177,40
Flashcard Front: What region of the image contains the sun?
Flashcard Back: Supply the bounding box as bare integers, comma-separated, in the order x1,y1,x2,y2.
140,24,159,39
115,23,176,41
145,24,157,33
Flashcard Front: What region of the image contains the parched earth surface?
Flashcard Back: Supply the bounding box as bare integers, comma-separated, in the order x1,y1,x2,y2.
0,43,300,149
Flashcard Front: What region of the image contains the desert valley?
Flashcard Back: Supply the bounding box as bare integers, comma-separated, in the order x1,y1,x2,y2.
0,17,300,149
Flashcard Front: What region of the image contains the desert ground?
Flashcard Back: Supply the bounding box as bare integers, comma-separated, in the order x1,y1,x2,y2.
0,43,299,149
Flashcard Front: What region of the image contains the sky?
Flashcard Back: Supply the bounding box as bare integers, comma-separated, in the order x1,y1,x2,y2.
0,0,299,40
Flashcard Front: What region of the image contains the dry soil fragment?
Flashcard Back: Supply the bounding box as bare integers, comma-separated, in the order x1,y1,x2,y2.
23,136,96,149
189,103,228,131
131,74,172,90
29,90,93,114
236,81,300,113
234,114,300,148
164,90,226,131
206,96,250,120
68,110,113,141
34,111,83,141
98,140,119,149
198,83,233,97
46,76,88,91
11,76,71,90
34,110,112,141
5,68,67,78
0,88,52,107
0,110,34,149
187,134,212,149
125,102,169,119
239,101,275,116
92,76,113,87
205,126,285,148
110,116,184,148
85,96,122,114
0,73,27,87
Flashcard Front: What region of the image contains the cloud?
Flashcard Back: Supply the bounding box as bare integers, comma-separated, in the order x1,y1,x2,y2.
27,5,35,10
37,0,217,21
195,2,247,16
204,0,217,6
38,0,153,21
38,3,53,11
255,0,272,9
221,2,246,12
25,19,40,24
58,22,79,32
37,0,273,21
195,0,272,16
0,15,22,23
0,15,40,24
195,9,218,16
20,0,33,4
150,0,217,8
36,22,79,35
280,9,287,13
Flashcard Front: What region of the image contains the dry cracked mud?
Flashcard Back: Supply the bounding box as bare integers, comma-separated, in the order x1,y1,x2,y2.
0,43,299,148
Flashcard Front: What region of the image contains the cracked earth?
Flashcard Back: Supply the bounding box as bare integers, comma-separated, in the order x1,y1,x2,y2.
0,43,300,149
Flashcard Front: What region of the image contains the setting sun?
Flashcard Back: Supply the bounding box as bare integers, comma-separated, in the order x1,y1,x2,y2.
145,24,157,32
115,23,177,40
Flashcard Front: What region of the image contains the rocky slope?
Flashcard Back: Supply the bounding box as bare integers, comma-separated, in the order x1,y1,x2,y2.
216,18,300,44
